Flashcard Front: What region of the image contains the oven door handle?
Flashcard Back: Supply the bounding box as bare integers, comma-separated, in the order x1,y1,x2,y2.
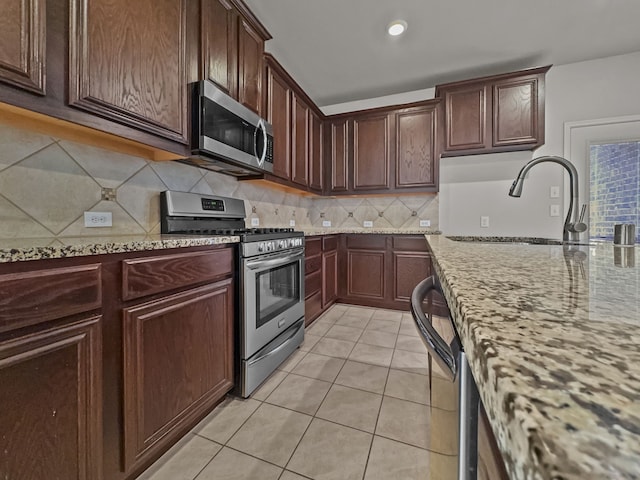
245,251,304,270
247,320,304,367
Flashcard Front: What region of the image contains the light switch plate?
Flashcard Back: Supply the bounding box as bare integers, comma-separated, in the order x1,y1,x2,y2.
322,220,331,227
480,216,490,228
251,217,260,226
419,220,431,227
84,211,112,227
289,219,296,227
550,205,560,217
363,220,373,228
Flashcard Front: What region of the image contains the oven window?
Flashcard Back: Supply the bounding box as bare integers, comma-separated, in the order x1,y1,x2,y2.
255,261,300,328
202,97,254,154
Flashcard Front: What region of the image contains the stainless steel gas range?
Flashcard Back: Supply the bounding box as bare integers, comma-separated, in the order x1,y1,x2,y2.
160,191,305,397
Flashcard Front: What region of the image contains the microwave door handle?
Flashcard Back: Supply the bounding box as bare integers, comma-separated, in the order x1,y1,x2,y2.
246,252,304,271
410,276,457,381
254,119,267,167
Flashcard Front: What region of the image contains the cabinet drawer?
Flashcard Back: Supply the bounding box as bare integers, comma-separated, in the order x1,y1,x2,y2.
305,270,322,298
0,264,102,333
322,235,338,251
346,235,386,250
305,255,322,275
123,248,233,301
305,237,322,257
305,290,323,325
392,236,428,251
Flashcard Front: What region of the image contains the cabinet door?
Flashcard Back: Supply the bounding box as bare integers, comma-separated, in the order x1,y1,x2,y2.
396,106,438,188
0,316,102,480
122,280,233,473
443,84,488,152
493,75,541,148
69,0,188,143
237,17,263,115
329,120,349,192
353,114,391,191
201,0,237,97
0,0,45,94
347,250,385,300
392,251,431,304
322,250,338,307
309,112,323,191
478,403,509,480
265,64,291,180
291,93,309,187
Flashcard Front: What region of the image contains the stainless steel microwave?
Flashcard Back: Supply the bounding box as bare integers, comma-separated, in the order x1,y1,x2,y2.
181,80,274,177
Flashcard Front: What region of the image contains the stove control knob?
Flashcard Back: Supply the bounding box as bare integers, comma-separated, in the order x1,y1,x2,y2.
278,240,285,249
258,242,265,252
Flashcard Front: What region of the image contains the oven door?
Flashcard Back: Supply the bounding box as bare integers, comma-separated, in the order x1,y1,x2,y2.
241,249,305,359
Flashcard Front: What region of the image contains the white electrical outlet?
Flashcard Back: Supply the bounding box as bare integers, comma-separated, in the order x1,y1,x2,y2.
289,219,296,227
480,216,490,228
363,220,373,228
550,186,560,198
84,211,112,227
550,205,560,217
419,220,431,227
251,217,260,226
322,220,331,227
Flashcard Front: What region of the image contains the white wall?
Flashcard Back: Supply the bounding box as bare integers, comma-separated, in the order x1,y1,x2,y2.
441,51,640,238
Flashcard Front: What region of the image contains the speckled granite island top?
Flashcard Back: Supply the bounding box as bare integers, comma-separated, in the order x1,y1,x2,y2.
425,236,640,480
0,235,240,263
302,227,441,236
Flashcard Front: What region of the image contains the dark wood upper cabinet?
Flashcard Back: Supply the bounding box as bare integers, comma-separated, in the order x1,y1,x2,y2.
395,104,439,189
69,0,188,143
201,0,237,97
353,113,392,191
436,65,549,156
291,93,309,186
0,0,46,94
237,18,264,115
265,62,292,180
329,120,349,192
309,111,323,191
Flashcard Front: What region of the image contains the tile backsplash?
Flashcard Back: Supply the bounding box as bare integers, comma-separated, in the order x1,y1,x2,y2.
0,124,438,238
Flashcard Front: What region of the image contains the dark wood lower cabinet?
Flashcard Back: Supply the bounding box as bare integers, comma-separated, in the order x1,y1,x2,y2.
346,250,385,300
322,249,337,307
478,403,509,480
0,316,102,480
122,279,233,474
304,236,338,325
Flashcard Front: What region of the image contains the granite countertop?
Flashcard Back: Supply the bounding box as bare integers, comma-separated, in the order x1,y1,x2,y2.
302,227,441,236
0,235,240,263
425,235,640,480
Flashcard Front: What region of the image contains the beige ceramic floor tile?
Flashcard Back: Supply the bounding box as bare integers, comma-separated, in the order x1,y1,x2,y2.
317,307,345,323
278,349,308,372
429,405,459,456
399,318,420,337
371,309,403,322
251,370,288,401
349,343,394,367
335,315,371,329
299,333,322,352
344,306,376,318
385,369,430,405
194,397,261,444
334,360,389,394
431,375,458,412
325,324,364,342
287,418,372,480
137,434,221,480
310,337,355,359
395,334,428,354
431,355,451,379
358,330,398,348
390,349,430,376
366,319,401,334
266,373,332,415
316,384,382,433
375,396,430,449
291,352,346,382
279,471,309,480
306,319,333,336
227,403,312,466
195,447,282,480
363,436,430,480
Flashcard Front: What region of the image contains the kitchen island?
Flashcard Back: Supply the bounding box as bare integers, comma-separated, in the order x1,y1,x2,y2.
425,235,640,479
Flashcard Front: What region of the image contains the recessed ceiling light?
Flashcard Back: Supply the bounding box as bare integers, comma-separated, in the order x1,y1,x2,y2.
387,20,407,36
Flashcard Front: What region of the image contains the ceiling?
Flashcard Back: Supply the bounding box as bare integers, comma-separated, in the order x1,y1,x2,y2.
244,0,640,107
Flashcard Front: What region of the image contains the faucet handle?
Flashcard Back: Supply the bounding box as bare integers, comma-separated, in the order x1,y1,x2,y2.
579,204,587,223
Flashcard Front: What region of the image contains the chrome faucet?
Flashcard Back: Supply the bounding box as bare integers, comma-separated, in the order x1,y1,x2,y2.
509,156,587,243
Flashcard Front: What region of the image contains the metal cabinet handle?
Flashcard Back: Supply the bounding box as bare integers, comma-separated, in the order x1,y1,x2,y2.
410,276,459,381
247,321,304,366
245,252,304,270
